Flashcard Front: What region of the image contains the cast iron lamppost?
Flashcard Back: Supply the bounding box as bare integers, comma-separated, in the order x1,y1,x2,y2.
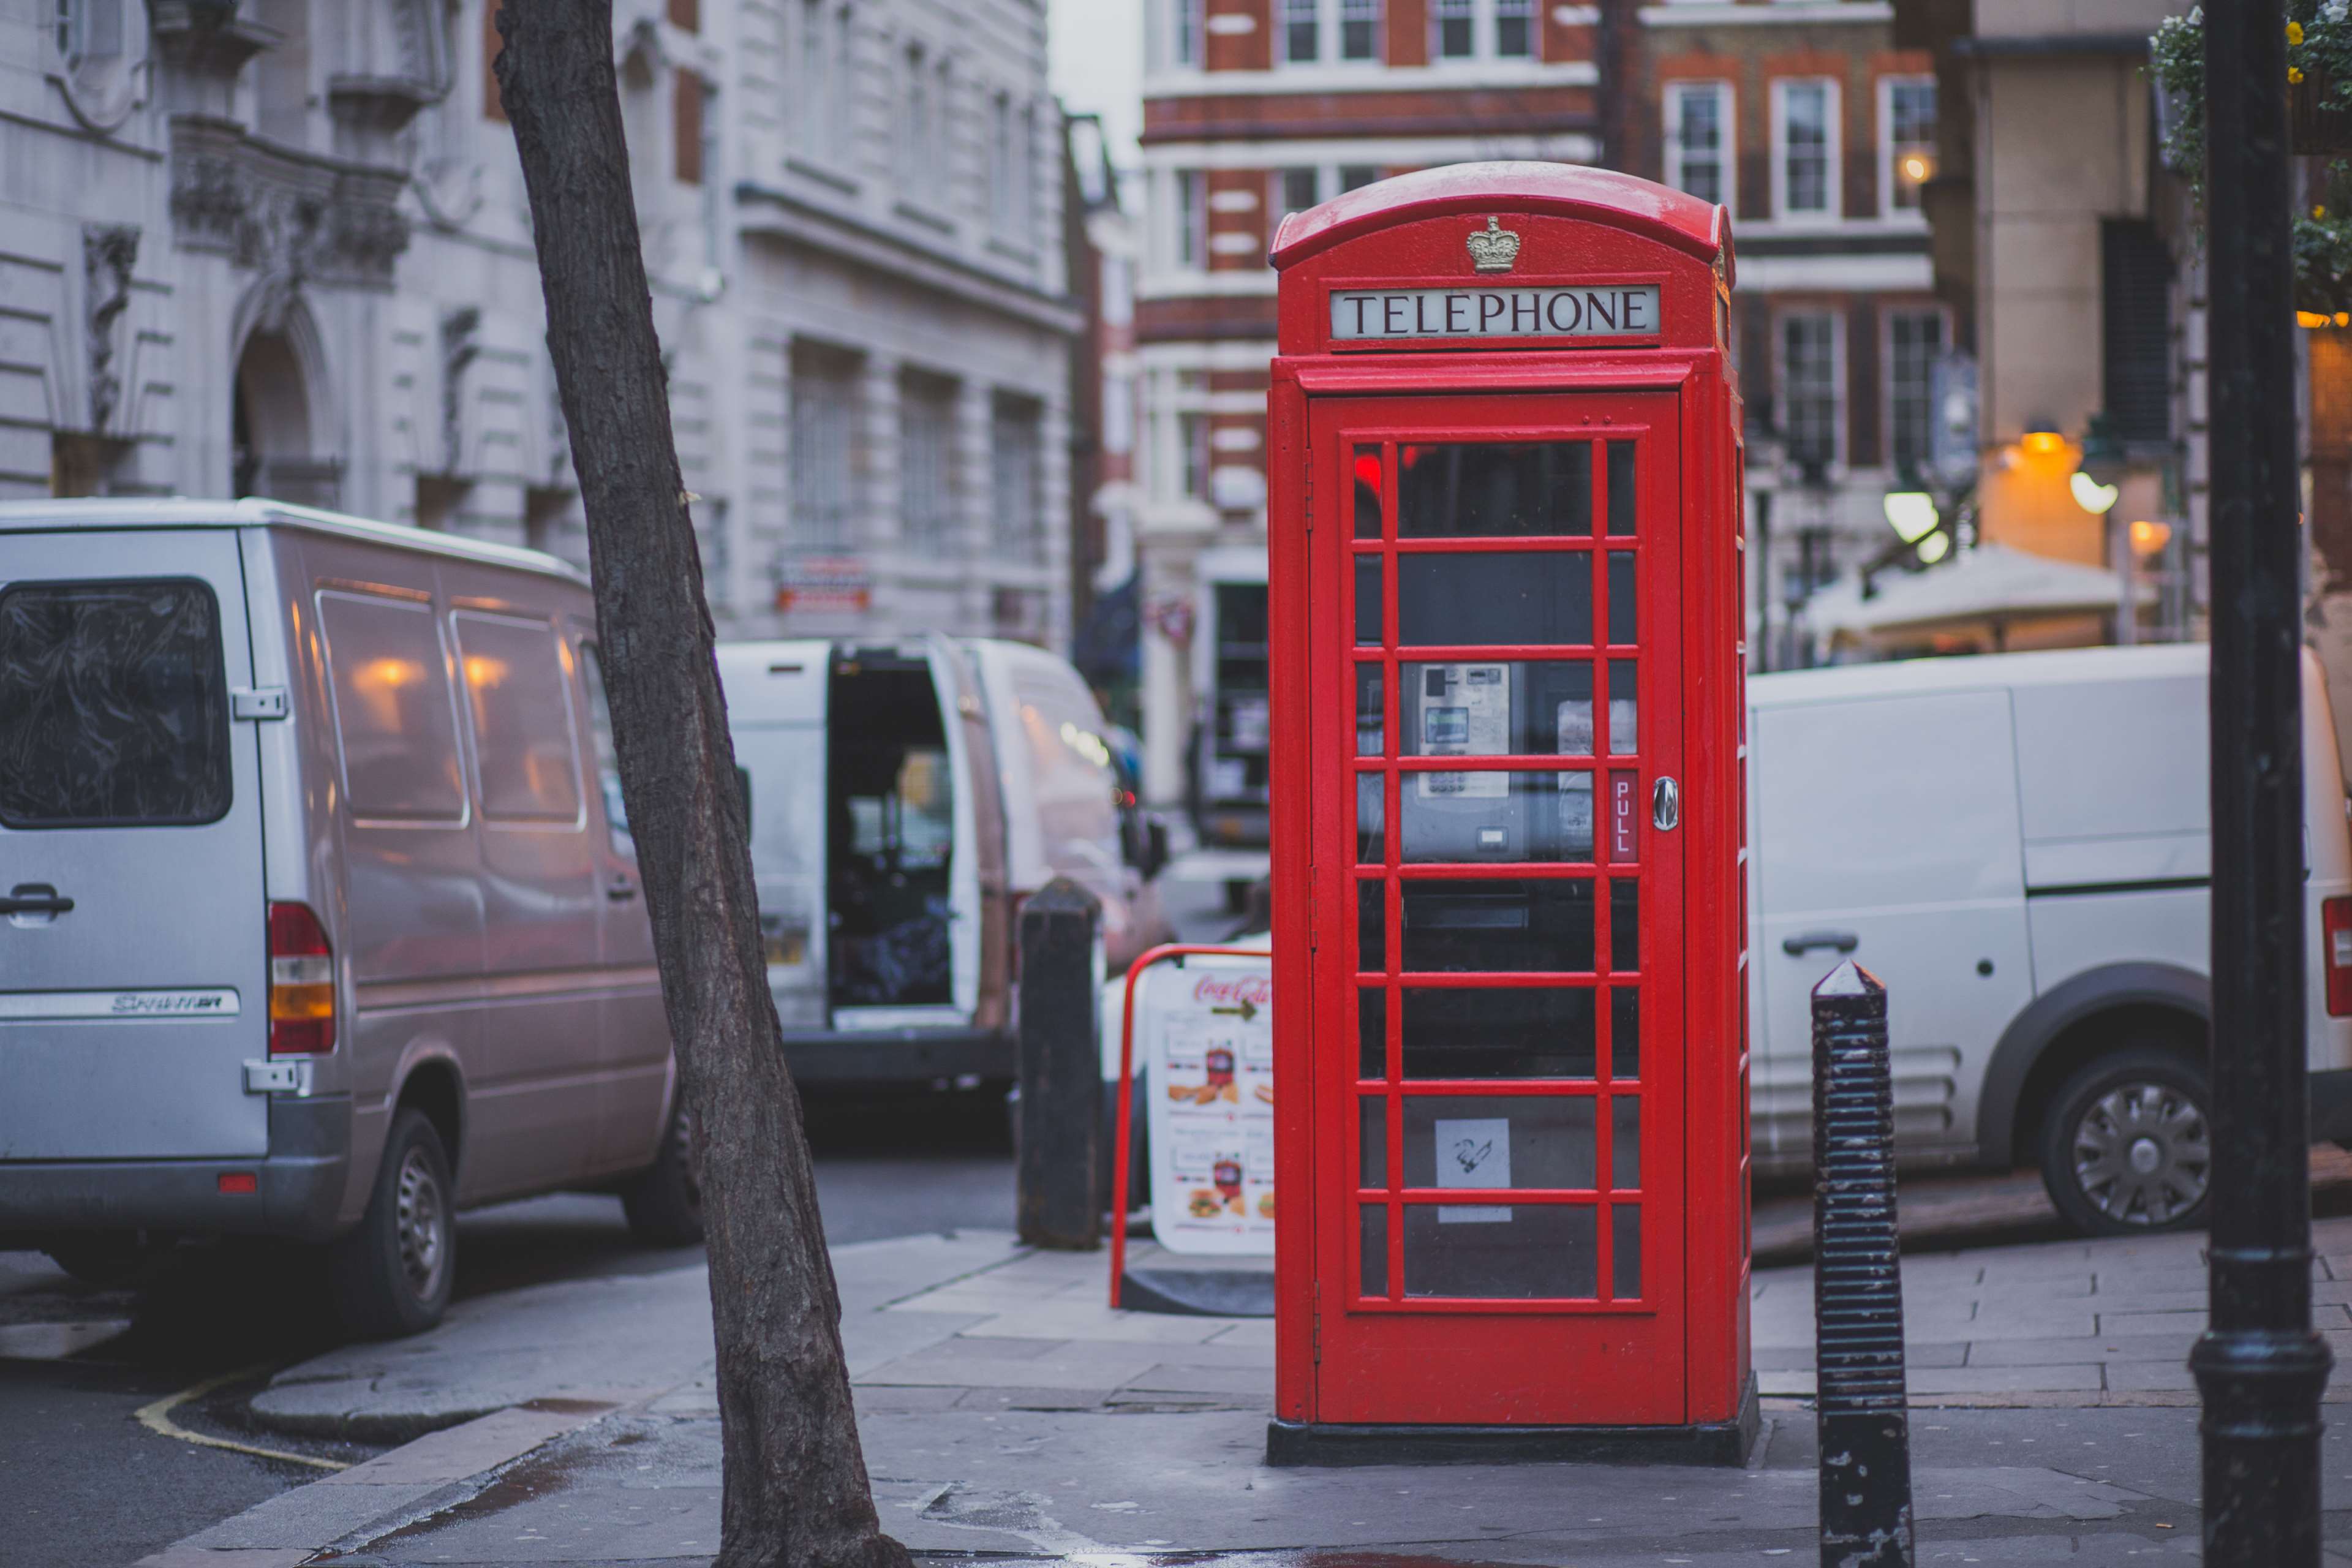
2192,1,2334,1562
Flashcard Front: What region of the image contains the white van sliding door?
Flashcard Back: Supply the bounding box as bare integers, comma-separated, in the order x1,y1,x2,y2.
1753,690,2035,1161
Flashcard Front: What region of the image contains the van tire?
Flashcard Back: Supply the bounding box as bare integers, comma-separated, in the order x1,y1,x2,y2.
620,1105,704,1248
2038,1048,2212,1237
329,1109,456,1339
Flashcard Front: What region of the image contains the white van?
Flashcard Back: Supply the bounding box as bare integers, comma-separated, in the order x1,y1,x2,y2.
1747,644,2352,1234
0,500,692,1335
717,638,1168,1084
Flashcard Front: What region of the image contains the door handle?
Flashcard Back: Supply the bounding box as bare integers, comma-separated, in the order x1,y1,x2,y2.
1,885,74,917
605,874,639,902
1782,929,1859,957
1651,776,1680,831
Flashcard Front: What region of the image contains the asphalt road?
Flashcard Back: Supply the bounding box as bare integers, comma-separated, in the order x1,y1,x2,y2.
0,1084,1017,1568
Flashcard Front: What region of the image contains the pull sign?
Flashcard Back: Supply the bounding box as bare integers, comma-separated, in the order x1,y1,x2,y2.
1609,771,1640,862
233,687,290,720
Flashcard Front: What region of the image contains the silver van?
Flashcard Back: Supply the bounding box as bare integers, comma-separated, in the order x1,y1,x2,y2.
0,500,692,1335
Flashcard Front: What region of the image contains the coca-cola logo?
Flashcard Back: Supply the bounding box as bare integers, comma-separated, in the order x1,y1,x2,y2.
1193,973,1272,1008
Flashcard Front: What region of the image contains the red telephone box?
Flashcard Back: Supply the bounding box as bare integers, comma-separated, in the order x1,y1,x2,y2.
1264,164,1752,1463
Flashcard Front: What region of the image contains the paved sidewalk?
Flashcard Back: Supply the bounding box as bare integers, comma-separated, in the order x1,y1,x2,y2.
150,1218,2352,1567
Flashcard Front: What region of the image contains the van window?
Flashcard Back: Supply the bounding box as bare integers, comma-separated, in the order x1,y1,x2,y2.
0,578,232,828
1014,668,1120,870
578,641,632,858
454,612,582,824
318,591,467,823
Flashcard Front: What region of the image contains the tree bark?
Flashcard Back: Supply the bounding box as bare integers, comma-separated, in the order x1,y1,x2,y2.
492,9,910,1567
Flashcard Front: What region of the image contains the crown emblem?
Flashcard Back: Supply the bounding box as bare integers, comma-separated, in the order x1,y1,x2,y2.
1465,216,1521,274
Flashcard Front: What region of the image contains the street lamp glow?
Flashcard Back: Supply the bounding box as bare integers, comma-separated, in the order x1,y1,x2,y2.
1916,530,1952,565
2130,519,2173,556
1882,491,1940,544
2069,470,2121,514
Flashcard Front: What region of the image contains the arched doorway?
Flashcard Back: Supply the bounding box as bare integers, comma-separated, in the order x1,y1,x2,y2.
230,320,339,507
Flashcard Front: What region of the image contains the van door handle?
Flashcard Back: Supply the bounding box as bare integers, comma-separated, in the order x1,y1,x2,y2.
605,874,638,902
1,886,74,916
1782,929,1859,957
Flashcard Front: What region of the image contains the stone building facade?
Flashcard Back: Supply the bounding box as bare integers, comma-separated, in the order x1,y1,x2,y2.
8,0,1077,646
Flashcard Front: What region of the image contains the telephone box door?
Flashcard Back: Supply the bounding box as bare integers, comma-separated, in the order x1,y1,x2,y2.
1312,391,1686,1426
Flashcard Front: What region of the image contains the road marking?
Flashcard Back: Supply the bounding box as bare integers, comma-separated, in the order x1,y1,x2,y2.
135,1366,350,1472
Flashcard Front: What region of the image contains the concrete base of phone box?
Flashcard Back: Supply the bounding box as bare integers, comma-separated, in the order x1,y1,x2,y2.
1266,1375,1759,1467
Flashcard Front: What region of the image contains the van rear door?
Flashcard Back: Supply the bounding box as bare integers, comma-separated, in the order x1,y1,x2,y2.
0,531,270,1159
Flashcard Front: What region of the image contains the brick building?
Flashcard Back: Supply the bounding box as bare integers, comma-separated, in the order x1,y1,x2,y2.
1133,0,1613,831
1621,0,1943,668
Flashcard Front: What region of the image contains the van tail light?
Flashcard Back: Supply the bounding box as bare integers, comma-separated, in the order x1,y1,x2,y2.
268,902,337,1056
2327,897,2352,1019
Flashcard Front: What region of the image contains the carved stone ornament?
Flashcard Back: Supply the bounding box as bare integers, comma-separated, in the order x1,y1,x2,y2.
168,118,411,288
83,224,141,434
1466,216,1522,274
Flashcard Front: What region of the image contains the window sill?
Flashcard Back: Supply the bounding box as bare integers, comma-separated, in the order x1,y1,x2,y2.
785,155,858,195
986,236,1039,265
892,200,957,237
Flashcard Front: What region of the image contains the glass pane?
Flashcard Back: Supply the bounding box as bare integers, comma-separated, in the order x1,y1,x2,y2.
1401,986,1594,1079
1398,552,1591,647
1403,1094,1596,1190
1356,663,1385,755
0,578,232,828
1397,441,1591,538
1360,1095,1388,1183
1607,440,1638,536
1353,447,1382,539
1611,1096,1640,1188
1611,880,1638,973
1613,1205,1642,1298
455,612,583,823
1359,988,1388,1080
319,591,467,823
1359,878,1387,973
1398,771,1596,864
1400,878,1593,973
1608,552,1637,645
1355,557,1383,646
1400,660,1595,756
1608,662,1638,756
1357,771,1385,864
1403,1203,1597,1299
1610,987,1640,1079
1361,1204,1390,1297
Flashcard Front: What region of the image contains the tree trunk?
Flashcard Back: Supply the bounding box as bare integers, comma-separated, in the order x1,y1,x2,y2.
492,9,909,1567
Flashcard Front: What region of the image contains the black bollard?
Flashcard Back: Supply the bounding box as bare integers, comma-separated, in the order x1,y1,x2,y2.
1811,962,1913,1568
1017,877,1103,1250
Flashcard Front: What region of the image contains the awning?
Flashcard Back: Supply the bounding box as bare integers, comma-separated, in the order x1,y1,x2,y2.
1803,543,2144,639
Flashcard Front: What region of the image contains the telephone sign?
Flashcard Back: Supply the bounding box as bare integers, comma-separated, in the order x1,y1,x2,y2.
1263,164,1753,1464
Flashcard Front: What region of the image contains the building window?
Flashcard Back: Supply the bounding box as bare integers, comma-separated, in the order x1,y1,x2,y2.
1178,412,1210,502
2102,220,2174,445
1779,312,1840,472
1341,0,1381,59
900,375,958,551
1885,309,1945,477
791,347,860,551
1433,0,1474,59
1883,77,1936,214
796,0,826,153
992,398,1043,562
1174,168,1207,268
1273,165,1322,225
833,5,855,159
1338,163,1381,194
1664,81,1730,209
990,93,1016,236
1173,0,1204,66
1018,104,1038,236
667,0,698,31
673,70,705,185
1494,0,1533,58
1774,78,1838,220
1284,0,1320,62
902,46,929,196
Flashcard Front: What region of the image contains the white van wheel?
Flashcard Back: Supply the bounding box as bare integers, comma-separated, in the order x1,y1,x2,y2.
329,1109,456,1338
620,1104,704,1248
2038,1049,2212,1237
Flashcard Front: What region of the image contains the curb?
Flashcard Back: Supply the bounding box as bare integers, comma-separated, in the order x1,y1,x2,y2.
135,1398,617,1567
241,1398,516,1447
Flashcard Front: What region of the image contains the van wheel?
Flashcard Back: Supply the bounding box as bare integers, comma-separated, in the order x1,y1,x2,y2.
620,1105,704,1248
329,1109,455,1339
2038,1049,2212,1237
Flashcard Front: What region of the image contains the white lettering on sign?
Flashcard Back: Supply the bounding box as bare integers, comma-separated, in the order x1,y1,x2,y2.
1330,285,1663,342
